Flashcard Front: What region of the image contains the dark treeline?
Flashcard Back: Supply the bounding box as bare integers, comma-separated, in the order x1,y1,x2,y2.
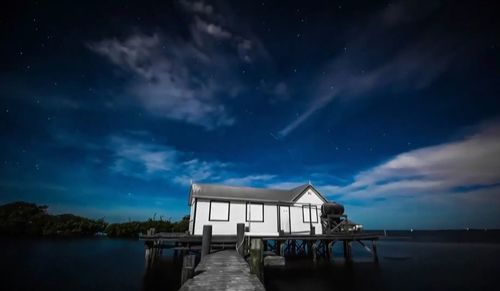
106,216,189,238
0,201,188,238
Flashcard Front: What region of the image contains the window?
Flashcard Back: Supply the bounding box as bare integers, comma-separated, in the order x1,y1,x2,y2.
209,201,230,221
246,202,264,222
302,205,318,223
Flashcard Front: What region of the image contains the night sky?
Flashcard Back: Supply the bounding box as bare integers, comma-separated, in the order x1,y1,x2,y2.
1,0,499,228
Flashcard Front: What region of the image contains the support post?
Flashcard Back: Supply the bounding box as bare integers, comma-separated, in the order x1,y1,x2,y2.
312,241,317,263
145,243,151,269
180,254,196,285
372,240,379,263
280,241,286,256
249,238,264,280
343,240,352,262
201,225,212,259
236,223,245,256
327,241,335,261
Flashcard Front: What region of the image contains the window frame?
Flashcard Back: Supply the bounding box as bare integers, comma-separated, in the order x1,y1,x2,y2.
245,202,264,222
302,205,318,223
208,200,230,222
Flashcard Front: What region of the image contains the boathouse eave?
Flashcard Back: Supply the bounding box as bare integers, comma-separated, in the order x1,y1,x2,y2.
189,195,296,205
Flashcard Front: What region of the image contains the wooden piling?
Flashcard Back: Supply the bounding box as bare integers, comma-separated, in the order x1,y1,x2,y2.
180,254,196,285
372,240,379,263
279,241,285,256
347,241,352,261
312,241,317,263
249,238,264,280
343,240,352,262
236,223,245,256
307,241,313,257
327,241,335,260
145,244,151,269
201,225,212,259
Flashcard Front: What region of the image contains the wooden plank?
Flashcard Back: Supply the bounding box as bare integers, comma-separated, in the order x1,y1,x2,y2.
181,255,196,285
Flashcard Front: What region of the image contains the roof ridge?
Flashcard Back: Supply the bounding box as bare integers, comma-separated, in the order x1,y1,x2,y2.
193,182,304,192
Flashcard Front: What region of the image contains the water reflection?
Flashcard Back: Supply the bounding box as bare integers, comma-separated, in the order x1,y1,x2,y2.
143,252,184,291
1,238,499,291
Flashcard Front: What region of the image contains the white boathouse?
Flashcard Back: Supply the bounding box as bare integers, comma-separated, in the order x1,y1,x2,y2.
188,183,329,236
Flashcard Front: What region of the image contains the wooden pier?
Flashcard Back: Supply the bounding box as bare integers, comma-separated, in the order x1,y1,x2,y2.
179,250,265,291
140,225,382,290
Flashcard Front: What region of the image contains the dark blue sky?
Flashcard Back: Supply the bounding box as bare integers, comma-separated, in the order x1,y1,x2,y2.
1,0,499,228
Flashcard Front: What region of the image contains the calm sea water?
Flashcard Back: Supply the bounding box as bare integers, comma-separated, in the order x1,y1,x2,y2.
1,233,500,291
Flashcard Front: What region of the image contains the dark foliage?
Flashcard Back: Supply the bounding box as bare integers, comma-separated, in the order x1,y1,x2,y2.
0,201,107,237
0,201,189,238
105,215,190,238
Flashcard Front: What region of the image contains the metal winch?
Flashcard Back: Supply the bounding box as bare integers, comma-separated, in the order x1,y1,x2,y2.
320,202,363,234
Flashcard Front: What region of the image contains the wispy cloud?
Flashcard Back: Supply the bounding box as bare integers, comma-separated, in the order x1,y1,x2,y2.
88,33,235,129
105,134,283,188
110,136,179,176
193,17,232,39
278,2,458,137
89,0,268,129
173,159,229,185
181,0,267,63
178,0,214,16
107,135,289,188
306,120,500,228
327,120,500,202
106,134,232,184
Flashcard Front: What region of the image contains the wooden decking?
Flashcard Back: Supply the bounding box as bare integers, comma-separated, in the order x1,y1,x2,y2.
179,250,265,291
140,232,381,242
140,233,237,243
257,232,382,241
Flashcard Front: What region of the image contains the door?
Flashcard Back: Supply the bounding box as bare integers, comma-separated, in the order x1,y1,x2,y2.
279,206,291,234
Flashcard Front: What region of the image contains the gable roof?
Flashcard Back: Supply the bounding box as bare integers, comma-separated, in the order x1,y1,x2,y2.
188,183,328,205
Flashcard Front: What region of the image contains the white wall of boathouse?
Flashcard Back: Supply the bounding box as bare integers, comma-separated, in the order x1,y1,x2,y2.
191,199,279,236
